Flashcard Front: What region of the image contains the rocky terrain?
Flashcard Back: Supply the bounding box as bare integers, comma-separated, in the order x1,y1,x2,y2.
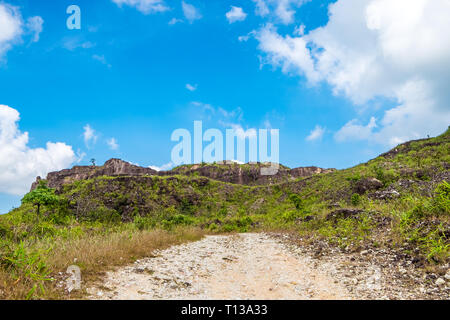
3,128,447,300
31,159,335,191
89,233,449,300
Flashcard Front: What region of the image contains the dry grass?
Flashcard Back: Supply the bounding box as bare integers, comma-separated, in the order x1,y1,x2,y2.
0,227,204,300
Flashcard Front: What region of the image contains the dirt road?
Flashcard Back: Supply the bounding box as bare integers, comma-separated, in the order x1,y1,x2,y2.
89,233,449,300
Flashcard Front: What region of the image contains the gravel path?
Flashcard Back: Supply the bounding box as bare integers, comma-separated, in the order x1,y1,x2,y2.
89,233,449,300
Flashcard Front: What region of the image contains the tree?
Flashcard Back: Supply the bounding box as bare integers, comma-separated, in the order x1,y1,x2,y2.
22,182,60,220
90,158,96,166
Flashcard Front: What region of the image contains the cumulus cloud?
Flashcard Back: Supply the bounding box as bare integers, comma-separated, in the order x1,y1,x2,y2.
26,16,44,43
252,0,308,24
182,1,202,23
0,3,43,61
83,124,98,148
253,0,270,17
334,117,377,143
293,24,305,36
107,138,119,151
306,125,325,141
226,6,247,23
112,0,169,14
0,105,76,195
255,0,450,146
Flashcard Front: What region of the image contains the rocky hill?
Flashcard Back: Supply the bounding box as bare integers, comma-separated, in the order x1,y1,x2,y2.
31,159,335,191
1,127,448,300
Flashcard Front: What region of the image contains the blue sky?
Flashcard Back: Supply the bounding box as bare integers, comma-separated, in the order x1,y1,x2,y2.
1,0,449,213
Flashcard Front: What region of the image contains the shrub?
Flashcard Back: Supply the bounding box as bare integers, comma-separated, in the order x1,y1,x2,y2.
351,193,361,206
133,215,155,230
162,214,194,229
281,209,300,222
21,182,60,220
289,194,304,211
0,242,52,299
218,205,228,217
87,207,122,223
433,181,450,214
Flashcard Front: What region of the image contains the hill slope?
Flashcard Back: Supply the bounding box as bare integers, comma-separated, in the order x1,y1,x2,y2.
0,128,448,299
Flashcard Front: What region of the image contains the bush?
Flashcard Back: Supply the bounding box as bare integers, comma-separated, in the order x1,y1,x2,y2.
281,210,301,222
222,216,254,232
162,214,195,229
433,181,450,214
351,193,361,206
87,207,122,223
0,242,52,299
289,194,304,211
133,215,156,230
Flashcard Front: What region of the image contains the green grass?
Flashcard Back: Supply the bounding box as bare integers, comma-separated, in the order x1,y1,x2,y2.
1,127,449,299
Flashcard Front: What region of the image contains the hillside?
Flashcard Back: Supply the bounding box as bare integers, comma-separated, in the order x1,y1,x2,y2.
0,128,448,299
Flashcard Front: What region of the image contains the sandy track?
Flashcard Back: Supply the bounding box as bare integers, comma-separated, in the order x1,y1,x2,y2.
89,233,355,300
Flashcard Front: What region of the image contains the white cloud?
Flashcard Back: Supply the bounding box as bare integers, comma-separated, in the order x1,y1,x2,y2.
255,24,320,82
253,0,308,24
83,124,98,148
107,138,119,151
92,54,112,68
0,105,76,195
273,0,305,24
229,124,257,139
255,0,450,146
149,161,174,171
238,35,250,42
0,4,22,60
293,24,305,36
334,117,377,142
182,1,202,23
0,3,43,62
186,83,197,91
112,0,170,14
168,17,183,25
253,0,270,17
26,16,44,43
306,125,325,141
63,36,95,51
226,6,247,23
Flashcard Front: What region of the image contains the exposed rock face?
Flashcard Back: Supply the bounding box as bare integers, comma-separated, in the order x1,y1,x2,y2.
290,167,335,178
30,159,335,191
355,178,384,195
163,163,335,186
31,159,158,191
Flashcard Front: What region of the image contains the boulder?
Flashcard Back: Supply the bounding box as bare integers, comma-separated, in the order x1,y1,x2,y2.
326,208,364,221
355,178,383,194
369,189,400,200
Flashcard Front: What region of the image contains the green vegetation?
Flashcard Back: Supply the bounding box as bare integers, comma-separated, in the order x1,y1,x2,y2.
21,181,61,220
1,128,449,299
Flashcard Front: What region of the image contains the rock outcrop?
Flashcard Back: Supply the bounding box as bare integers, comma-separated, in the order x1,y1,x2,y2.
354,177,384,195
30,159,335,191
31,159,158,191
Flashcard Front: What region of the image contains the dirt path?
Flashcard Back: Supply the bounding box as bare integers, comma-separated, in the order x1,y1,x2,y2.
89,233,449,300
89,233,354,299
